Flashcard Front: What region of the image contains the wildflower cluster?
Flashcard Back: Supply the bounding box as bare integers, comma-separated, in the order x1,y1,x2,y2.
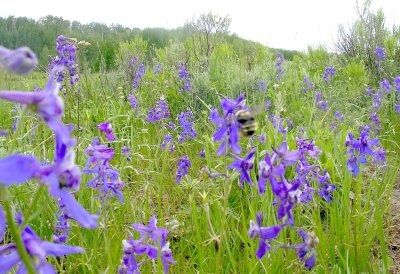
323,66,335,83
48,35,80,88
275,52,285,80
146,98,170,122
128,94,138,112
345,127,385,176
178,64,192,92
118,216,176,274
315,93,329,112
268,116,294,135
161,134,175,153
83,137,125,203
177,109,197,143
302,76,314,92
130,56,146,90
0,45,97,272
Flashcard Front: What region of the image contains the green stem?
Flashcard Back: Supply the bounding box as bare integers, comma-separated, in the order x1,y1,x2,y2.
19,186,43,230
2,197,36,274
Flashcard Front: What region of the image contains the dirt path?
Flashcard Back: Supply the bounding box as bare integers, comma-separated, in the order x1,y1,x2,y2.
389,180,400,273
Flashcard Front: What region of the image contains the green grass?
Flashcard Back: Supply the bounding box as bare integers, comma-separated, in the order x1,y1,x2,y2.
0,49,399,273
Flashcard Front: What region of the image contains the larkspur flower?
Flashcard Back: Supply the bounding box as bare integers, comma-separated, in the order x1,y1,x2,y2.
370,112,381,127
323,66,335,83
259,80,267,92
0,128,7,136
394,75,400,94
161,134,173,150
154,64,161,75
176,155,191,184
122,146,131,162
302,76,314,92
0,66,71,144
275,52,285,80
248,212,283,259
0,46,38,75
366,87,374,96
199,148,206,158
132,63,145,90
257,152,284,194
375,46,385,61
281,229,319,269
380,79,391,93
0,212,84,273
227,147,256,187
53,199,71,243
210,93,248,155
98,121,117,141
128,94,138,111
48,36,80,87
315,93,329,112
258,133,266,144
178,64,192,92
177,110,197,143
334,111,344,121
83,137,124,203
146,99,170,122
264,99,271,112
119,216,176,274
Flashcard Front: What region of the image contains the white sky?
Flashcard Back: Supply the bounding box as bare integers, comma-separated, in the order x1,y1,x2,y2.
1,0,399,51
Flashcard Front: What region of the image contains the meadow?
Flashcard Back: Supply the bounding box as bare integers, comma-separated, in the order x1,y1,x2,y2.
1,17,400,273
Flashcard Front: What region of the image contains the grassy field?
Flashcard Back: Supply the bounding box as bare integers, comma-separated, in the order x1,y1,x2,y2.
1,43,400,273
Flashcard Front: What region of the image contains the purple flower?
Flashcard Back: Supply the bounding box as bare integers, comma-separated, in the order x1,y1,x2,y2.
161,134,174,150
281,229,319,269
334,111,344,121
84,137,124,203
227,147,256,187
178,64,192,92
394,75,400,94
258,133,266,144
0,66,67,140
146,99,170,122
323,66,335,83
122,146,131,162
132,216,169,246
275,52,285,80
370,112,380,127
176,155,191,184
199,148,206,158
259,80,267,92
98,121,117,141
375,46,385,61
248,212,283,259
178,110,197,143
53,199,71,243
257,152,284,194
119,216,176,274
302,76,314,92
0,46,38,75
128,94,138,111
0,213,84,273
132,63,145,90
380,79,391,93
48,36,80,87
272,141,299,167
210,93,249,155
154,64,162,75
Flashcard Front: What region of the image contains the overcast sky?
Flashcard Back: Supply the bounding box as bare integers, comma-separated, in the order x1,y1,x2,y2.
1,0,399,51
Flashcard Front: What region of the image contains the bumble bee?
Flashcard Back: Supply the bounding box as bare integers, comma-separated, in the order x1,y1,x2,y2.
235,109,259,138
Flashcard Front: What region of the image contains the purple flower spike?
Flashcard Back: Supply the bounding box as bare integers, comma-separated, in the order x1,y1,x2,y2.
323,66,335,83
176,155,191,184
375,46,385,61
0,46,38,75
227,147,256,187
248,212,283,259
